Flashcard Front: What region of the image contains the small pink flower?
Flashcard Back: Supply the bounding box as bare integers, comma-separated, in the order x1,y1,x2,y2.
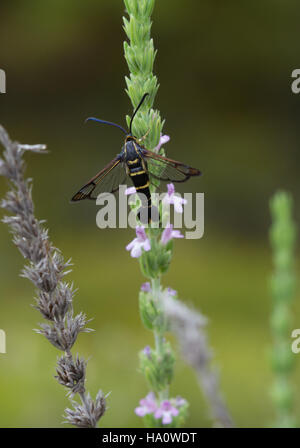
175,396,187,408
126,226,151,258
135,392,157,417
141,282,151,292
143,346,151,358
162,183,187,213
125,186,137,195
154,134,170,153
167,287,177,297
154,400,179,425
161,223,184,245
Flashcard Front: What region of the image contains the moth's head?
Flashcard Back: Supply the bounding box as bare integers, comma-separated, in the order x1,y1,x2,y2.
125,134,136,143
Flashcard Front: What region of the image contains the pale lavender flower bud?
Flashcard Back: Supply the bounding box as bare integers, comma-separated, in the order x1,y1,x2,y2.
167,287,177,297
162,183,187,213
143,345,151,358
141,282,151,292
161,223,184,245
174,396,187,408
125,186,136,195
154,400,179,425
126,226,151,258
135,392,157,417
154,134,170,153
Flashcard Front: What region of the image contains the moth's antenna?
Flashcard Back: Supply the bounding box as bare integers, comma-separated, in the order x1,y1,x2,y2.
85,117,128,135
129,93,149,135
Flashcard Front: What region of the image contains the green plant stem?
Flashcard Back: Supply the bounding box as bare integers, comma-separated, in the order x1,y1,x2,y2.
124,0,179,427
151,276,169,401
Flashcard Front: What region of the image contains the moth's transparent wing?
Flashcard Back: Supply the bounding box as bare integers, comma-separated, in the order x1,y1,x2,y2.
142,149,201,183
71,157,127,201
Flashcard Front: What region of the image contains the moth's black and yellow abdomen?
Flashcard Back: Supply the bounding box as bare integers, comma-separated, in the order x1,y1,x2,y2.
125,139,158,223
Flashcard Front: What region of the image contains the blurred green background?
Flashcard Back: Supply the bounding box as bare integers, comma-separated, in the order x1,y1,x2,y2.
0,0,300,428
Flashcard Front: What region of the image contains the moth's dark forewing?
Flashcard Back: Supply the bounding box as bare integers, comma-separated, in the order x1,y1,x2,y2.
88,161,127,199
141,149,201,183
71,154,127,201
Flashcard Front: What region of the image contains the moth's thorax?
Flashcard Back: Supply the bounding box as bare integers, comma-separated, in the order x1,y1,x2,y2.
123,138,142,162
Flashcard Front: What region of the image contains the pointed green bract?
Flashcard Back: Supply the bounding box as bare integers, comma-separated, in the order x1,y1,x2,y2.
123,0,162,149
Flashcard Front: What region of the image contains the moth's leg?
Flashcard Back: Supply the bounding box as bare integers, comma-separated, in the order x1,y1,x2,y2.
138,128,150,143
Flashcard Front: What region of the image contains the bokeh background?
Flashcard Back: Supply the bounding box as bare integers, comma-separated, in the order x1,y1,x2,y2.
0,0,300,428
